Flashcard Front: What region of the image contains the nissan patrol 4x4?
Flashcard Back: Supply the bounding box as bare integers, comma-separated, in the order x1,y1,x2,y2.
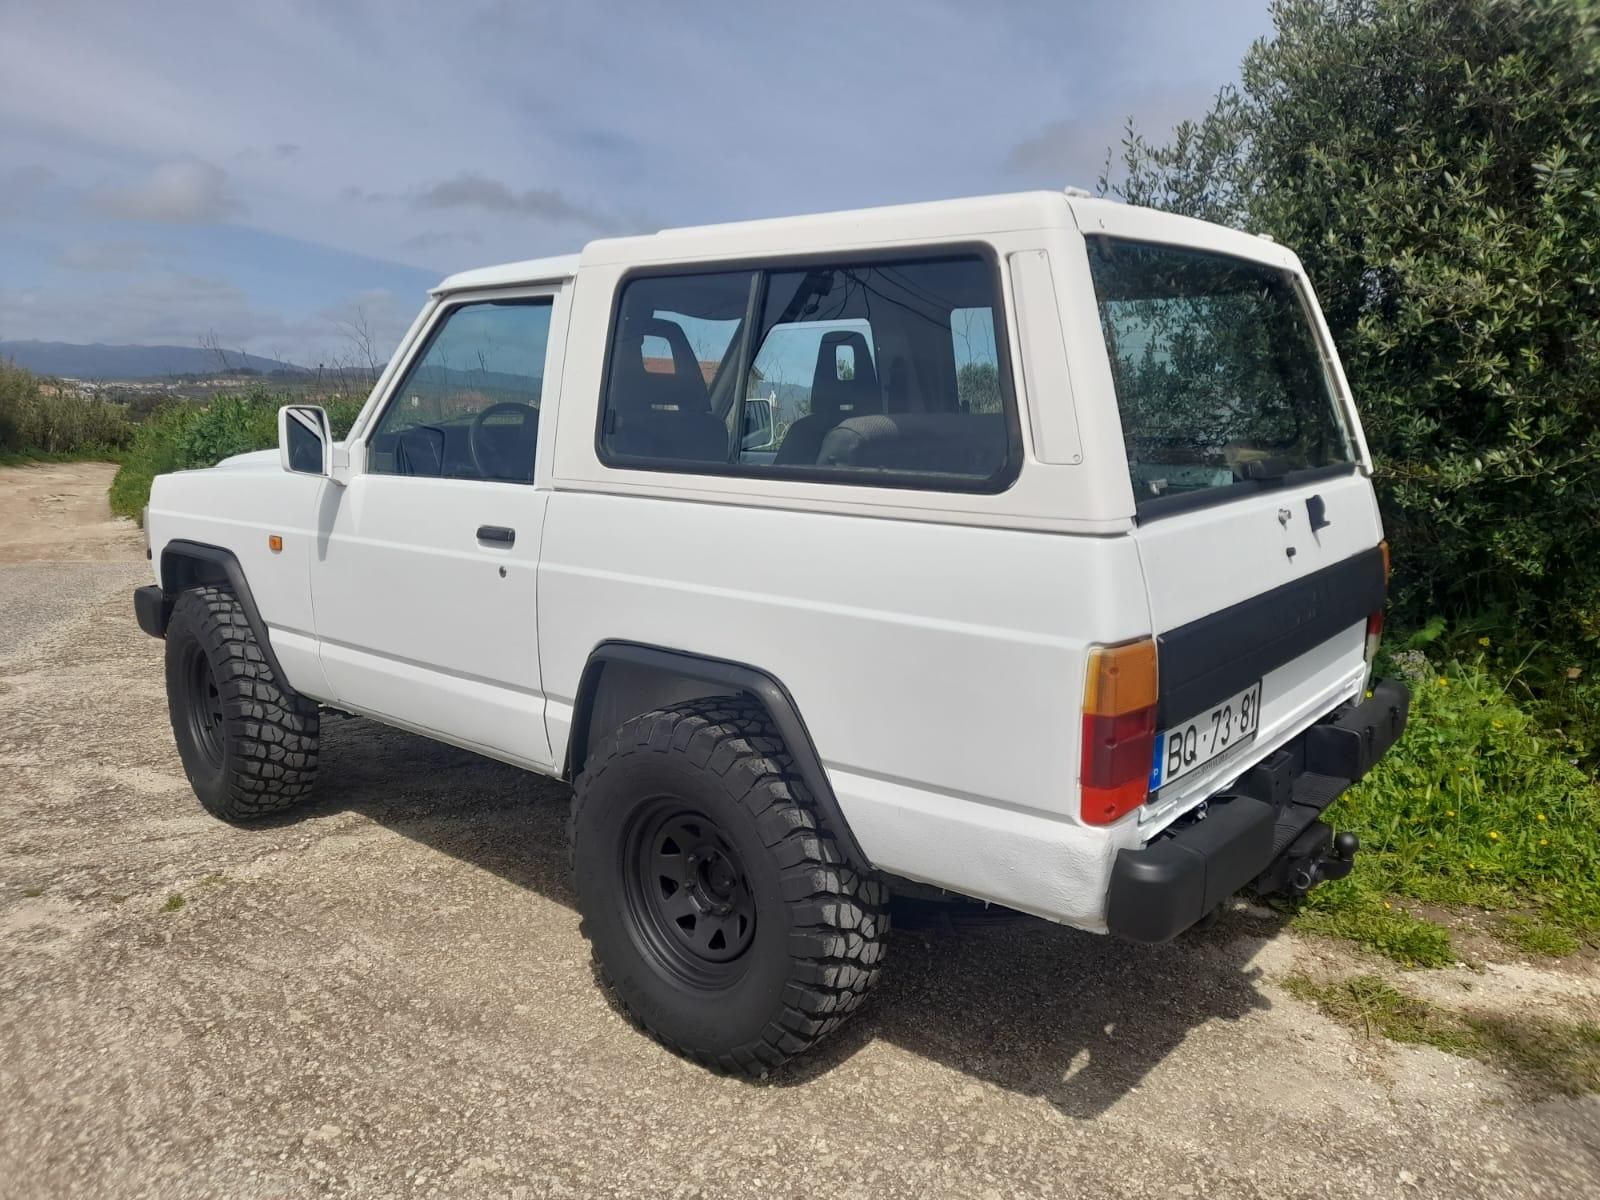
134,189,1409,1074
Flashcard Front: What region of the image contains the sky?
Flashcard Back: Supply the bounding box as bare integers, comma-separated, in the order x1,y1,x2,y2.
0,0,1272,367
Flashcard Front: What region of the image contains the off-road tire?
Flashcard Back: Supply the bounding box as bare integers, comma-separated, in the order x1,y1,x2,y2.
570,696,887,1075
164,585,319,821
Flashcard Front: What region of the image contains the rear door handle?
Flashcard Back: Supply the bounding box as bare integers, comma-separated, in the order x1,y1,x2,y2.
476,525,516,546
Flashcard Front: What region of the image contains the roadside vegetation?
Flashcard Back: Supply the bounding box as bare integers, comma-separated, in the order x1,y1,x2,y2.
108,390,363,522
0,361,133,463
1285,974,1600,1095
1114,0,1600,965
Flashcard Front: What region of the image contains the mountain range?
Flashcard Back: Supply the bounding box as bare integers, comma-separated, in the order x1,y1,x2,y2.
0,341,304,379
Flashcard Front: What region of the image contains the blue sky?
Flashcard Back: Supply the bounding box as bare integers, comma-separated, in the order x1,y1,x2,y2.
0,0,1271,366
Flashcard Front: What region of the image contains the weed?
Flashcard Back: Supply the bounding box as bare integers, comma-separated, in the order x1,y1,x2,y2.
1287,973,1600,1095
1497,915,1580,957
110,390,362,522
21,886,44,899
1302,655,1600,961
161,893,186,913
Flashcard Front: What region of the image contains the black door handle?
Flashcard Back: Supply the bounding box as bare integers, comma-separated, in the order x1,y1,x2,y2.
476,525,516,546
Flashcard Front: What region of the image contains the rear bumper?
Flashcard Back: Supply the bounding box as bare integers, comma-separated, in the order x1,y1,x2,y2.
134,585,171,639
1105,678,1410,943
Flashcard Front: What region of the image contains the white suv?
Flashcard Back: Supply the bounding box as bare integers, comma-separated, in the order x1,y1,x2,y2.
134,190,1409,1074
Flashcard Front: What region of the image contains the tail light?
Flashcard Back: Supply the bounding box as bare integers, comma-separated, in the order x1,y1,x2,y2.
1081,639,1159,825
1367,539,1390,667
1365,610,1384,666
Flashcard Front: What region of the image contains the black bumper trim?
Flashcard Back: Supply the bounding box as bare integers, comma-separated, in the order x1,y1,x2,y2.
1106,679,1410,943
1154,547,1386,726
134,585,171,639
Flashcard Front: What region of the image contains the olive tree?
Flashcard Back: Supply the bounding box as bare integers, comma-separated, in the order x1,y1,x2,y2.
1104,0,1600,643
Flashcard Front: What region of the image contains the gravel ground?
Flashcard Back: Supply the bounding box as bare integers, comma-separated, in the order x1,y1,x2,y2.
1,465,1597,1198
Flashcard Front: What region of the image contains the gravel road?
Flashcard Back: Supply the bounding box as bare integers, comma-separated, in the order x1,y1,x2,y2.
1,463,1596,1198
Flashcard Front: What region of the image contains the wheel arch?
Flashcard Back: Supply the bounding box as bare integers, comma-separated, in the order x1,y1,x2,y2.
566,641,872,870
158,539,291,686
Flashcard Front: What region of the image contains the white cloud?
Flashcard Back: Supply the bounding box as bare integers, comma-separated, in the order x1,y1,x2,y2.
90,161,241,224
57,240,156,271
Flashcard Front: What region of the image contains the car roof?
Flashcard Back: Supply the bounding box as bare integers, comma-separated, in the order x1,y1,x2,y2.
430,189,1294,292
432,253,581,294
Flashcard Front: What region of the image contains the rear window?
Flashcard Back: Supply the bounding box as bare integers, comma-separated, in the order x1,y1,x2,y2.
1088,239,1354,511
598,252,1017,491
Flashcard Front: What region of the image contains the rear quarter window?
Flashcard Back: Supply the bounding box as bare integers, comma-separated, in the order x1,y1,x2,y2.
597,252,1020,492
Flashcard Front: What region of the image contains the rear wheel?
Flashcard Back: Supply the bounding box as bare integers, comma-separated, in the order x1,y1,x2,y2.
571,696,887,1075
164,585,319,821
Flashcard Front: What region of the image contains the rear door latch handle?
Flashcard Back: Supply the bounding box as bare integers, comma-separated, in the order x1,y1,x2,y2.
476,525,516,546
1305,494,1331,532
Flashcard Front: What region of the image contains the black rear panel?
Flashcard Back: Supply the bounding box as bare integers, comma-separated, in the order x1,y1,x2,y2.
1155,546,1385,726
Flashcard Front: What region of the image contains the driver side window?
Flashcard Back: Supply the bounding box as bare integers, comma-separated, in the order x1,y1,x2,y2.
368,298,552,483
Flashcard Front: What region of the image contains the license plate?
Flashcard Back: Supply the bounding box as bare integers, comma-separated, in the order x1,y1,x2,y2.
1149,680,1263,793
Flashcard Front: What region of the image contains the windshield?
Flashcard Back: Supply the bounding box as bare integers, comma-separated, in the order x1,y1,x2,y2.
1088,238,1354,509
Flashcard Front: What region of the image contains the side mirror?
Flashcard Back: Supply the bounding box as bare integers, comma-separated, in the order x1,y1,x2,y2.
740,397,775,451
279,405,332,477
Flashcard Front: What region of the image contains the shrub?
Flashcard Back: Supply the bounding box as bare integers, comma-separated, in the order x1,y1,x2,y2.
0,361,133,459
1301,653,1600,959
109,390,364,521
1104,0,1600,647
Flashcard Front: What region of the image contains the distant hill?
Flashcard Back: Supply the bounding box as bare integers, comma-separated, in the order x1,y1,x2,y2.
0,341,304,380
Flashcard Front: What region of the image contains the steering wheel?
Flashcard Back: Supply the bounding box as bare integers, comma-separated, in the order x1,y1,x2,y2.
468,402,538,481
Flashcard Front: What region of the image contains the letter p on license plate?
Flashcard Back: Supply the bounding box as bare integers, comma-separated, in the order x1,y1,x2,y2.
1149,680,1263,793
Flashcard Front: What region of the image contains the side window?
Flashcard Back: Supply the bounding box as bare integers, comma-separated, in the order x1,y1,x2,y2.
598,255,1014,489
369,298,552,483
599,271,752,464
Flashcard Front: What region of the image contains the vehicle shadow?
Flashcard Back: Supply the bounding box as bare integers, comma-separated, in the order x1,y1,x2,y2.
299,716,1282,1119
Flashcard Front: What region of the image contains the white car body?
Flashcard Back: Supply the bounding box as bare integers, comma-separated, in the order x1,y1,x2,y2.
144,190,1405,934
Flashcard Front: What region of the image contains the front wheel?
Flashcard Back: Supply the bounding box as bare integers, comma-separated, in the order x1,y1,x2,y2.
164,585,320,821
570,697,887,1075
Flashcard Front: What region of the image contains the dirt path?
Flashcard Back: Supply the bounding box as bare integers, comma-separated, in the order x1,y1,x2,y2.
1,465,1597,1198
0,462,141,565
0,463,147,662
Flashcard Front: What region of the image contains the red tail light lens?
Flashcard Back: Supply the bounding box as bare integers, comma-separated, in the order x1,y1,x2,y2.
1081,640,1159,825
1365,610,1384,665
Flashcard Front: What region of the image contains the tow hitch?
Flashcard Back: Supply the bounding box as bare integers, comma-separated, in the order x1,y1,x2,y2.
1254,820,1359,898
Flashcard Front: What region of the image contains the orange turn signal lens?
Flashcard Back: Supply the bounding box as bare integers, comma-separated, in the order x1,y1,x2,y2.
268,534,283,553
1083,639,1159,717
1379,539,1391,584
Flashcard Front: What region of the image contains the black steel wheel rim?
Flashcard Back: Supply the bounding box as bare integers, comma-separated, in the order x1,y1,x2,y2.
622,802,757,985
182,642,225,769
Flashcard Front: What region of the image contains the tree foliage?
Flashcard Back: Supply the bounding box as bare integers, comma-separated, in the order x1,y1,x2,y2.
1104,0,1600,643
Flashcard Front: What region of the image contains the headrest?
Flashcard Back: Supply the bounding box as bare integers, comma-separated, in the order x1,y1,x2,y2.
612,316,710,414
810,329,881,420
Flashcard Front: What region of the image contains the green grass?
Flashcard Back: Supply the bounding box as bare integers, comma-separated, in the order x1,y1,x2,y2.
1286,973,1600,1095
1294,654,1600,963
1497,915,1581,957
160,893,186,913
110,390,363,522
1,362,133,459
0,447,126,467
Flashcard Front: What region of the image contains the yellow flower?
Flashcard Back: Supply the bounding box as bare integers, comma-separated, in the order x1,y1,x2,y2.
1446,809,1457,817
1436,677,1451,688
1540,838,1550,846
1489,831,1500,840
1383,902,1393,910
1478,636,1491,647
1537,813,1547,821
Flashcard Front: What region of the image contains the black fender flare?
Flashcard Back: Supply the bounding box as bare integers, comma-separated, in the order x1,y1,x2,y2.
566,640,872,870
156,540,293,687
